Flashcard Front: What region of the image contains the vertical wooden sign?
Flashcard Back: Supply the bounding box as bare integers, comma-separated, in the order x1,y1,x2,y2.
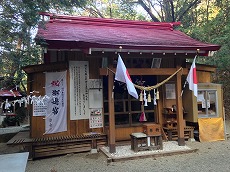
69,61,89,120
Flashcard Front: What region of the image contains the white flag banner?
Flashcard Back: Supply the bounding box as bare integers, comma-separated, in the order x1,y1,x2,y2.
186,56,198,97
69,61,89,120
115,55,138,99
45,71,67,134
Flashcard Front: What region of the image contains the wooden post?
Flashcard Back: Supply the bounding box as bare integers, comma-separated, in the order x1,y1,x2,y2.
176,66,185,146
156,88,163,125
108,66,116,153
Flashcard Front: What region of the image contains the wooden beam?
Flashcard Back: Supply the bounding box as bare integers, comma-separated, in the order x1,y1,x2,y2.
23,62,68,74
108,66,116,153
99,68,188,76
192,64,216,73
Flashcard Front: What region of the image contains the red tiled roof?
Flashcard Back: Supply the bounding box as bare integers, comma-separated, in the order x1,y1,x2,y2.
36,13,220,53
0,89,22,97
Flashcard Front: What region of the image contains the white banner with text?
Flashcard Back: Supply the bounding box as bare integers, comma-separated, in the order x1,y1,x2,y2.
45,71,67,134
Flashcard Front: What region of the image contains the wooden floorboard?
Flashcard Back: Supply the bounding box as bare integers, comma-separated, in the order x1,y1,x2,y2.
7,131,107,159
7,131,32,145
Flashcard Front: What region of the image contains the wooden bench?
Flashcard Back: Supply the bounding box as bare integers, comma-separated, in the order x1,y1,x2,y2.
163,126,194,141
7,131,107,159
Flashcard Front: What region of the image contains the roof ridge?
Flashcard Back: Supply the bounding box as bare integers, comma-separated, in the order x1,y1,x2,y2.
39,12,180,30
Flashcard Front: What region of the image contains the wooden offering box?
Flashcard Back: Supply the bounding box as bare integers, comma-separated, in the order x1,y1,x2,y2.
143,123,161,136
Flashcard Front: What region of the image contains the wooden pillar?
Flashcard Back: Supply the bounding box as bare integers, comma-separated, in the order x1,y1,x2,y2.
27,74,33,138
156,89,163,125
108,66,116,153
176,66,185,146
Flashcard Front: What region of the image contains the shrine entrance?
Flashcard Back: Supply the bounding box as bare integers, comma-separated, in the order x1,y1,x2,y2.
103,75,157,128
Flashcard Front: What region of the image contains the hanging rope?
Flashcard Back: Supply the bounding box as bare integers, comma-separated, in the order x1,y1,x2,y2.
133,67,183,91
107,67,183,91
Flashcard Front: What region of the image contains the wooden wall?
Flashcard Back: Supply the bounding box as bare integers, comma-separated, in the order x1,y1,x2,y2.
105,126,143,141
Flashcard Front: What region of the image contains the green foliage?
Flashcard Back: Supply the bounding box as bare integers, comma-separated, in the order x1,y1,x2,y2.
106,1,138,20
76,0,143,20
0,0,87,91
126,0,202,22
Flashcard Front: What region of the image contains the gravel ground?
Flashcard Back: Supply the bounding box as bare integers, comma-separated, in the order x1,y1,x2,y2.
0,120,230,172
24,140,230,172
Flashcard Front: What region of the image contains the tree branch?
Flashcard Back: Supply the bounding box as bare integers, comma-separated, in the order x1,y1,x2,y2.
169,0,175,22
148,0,163,21
82,7,105,18
138,0,160,22
177,0,201,21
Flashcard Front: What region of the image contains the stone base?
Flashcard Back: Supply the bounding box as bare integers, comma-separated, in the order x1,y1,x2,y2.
90,149,98,154
188,138,196,142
